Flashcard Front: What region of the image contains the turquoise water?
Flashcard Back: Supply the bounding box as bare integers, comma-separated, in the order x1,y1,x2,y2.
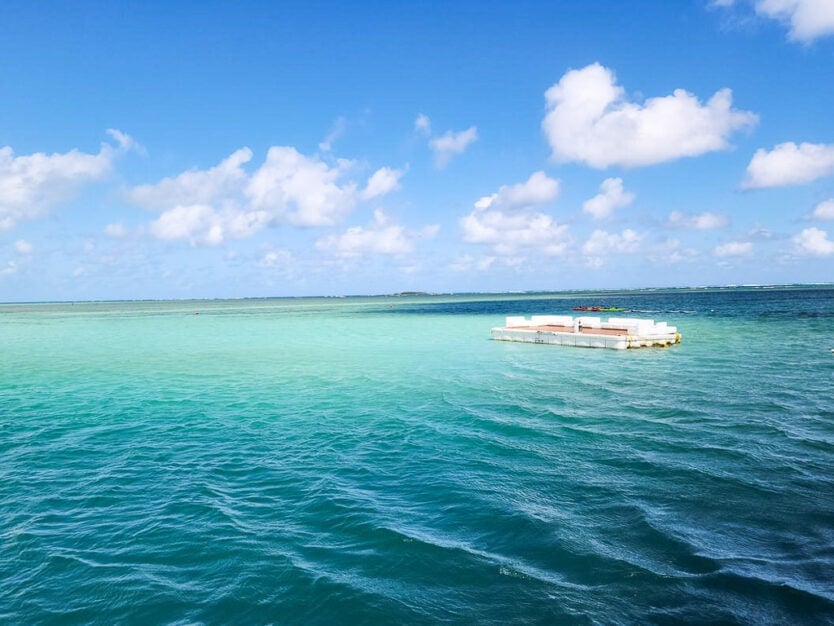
2,287,833,624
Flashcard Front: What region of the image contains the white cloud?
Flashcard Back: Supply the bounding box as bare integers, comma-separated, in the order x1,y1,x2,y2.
429,126,478,167
755,0,834,42
1,260,17,276
0,130,133,230
666,210,729,230
361,166,406,200
414,114,432,136
542,63,757,168
743,142,834,188
106,128,141,153
315,210,436,259
148,203,271,246
793,227,834,256
319,117,346,152
811,199,834,220
461,172,568,256
747,225,781,241
129,146,399,244
246,147,357,226
582,177,635,219
150,204,223,246
258,249,293,268
475,171,560,211
128,148,252,210
582,229,642,257
648,238,699,264
583,229,642,270
460,209,569,256
714,240,753,256
14,239,32,254
448,254,527,272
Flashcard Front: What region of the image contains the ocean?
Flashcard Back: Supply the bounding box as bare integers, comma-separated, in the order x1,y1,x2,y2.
1,286,833,624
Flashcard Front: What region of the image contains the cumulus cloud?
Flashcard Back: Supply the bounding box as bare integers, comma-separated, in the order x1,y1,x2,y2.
150,204,225,246
128,146,400,245
246,147,358,227
582,228,643,268
315,210,437,259
811,199,834,220
128,148,252,210
361,166,406,200
461,172,568,256
666,210,729,230
429,126,478,167
582,177,634,219
714,240,753,256
0,130,134,230
542,63,757,168
149,203,272,247
743,142,834,188
461,210,569,256
474,171,560,212
793,227,834,256
582,229,642,258
755,0,834,42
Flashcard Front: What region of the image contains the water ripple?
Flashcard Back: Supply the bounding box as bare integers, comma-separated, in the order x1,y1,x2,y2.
2,290,834,623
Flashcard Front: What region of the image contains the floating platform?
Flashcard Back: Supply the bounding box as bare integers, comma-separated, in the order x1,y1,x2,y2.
491,315,681,350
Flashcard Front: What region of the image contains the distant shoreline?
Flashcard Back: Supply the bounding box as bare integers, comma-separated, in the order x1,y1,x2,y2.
2,283,832,307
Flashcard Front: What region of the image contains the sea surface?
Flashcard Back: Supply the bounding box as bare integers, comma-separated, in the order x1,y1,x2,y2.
1,286,833,624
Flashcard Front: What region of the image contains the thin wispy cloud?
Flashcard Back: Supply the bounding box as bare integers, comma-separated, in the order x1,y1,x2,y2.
414,114,432,136
428,126,478,168
714,240,753,257
666,211,729,230
319,117,347,153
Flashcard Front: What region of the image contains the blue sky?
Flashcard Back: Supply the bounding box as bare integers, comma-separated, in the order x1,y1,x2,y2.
1,0,833,301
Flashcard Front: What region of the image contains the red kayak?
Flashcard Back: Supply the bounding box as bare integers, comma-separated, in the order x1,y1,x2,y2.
573,306,625,312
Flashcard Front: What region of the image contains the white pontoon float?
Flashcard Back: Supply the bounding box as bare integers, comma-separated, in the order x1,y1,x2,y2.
491,315,681,350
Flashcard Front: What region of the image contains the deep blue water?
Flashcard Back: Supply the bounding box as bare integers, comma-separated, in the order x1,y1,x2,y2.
1,287,833,624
